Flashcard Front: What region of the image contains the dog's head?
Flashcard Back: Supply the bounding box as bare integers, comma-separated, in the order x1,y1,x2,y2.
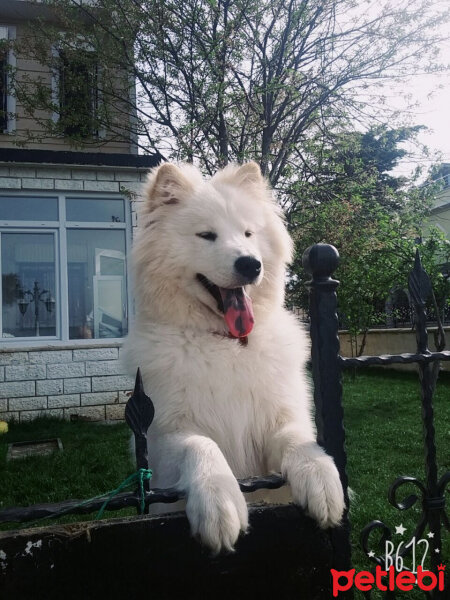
133,162,293,336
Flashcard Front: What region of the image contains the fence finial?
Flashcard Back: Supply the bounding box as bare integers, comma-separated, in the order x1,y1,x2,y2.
301,243,351,573
302,243,339,280
125,369,155,486
125,368,155,436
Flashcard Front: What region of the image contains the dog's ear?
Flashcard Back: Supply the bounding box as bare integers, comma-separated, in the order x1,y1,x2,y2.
212,162,266,193
234,162,263,187
144,163,193,212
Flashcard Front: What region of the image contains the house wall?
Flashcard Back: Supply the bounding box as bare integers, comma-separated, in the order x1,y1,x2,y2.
0,20,134,153
0,161,145,199
429,185,450,239
0,344,133,422
429,205,450,240
0,2,155,423
0,161,149,422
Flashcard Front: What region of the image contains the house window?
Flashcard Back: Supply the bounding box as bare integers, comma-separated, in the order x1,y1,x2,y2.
0,196,58,221
0,195,129,342
0,25,11,132
0,48,7,131
67,229,127,339
1,232,57,338
58,49,98,138
66,198,124,222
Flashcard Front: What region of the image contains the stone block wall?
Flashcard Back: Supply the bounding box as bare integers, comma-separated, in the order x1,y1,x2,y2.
0,162,148,240
339,326,449,371
0,161,151,422
0,163,147,199
0,344,135,422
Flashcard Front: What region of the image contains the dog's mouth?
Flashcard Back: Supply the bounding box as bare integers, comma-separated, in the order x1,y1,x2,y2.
196,274,254,338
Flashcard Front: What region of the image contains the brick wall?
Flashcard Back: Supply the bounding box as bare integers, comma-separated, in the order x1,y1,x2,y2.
0,345,135,422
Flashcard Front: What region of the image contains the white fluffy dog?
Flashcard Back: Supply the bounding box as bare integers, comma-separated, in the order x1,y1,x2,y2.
123,161,344,553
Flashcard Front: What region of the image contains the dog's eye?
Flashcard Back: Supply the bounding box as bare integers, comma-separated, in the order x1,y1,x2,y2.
196,232,217,242
245,231,253,238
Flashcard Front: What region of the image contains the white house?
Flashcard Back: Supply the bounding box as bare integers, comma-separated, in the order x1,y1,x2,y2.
0,1,159,422
429,164,450,242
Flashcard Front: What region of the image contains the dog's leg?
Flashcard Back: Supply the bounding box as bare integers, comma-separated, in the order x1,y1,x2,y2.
168,433,248,553
266,424,345,528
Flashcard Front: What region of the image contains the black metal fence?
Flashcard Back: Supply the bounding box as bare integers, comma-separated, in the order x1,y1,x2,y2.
0,243,448,600
353,250,450,599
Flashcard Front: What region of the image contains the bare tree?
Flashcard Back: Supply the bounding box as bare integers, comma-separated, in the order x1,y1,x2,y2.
9,0,450,187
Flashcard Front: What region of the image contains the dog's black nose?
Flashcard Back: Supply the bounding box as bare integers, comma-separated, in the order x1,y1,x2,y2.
234,256,261,282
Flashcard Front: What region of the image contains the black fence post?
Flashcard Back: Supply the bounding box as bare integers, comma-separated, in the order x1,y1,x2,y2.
408,251,443,581
302,243,352,574
358,250,450,598
125,368,155,513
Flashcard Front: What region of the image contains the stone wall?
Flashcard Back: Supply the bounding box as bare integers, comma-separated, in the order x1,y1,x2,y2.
0,162,146,202
339,326,450,371
0,344,135,422
0,161,148,422
0,160,148,244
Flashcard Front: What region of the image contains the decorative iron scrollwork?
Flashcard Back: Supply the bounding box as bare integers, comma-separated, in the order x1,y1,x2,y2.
359,252,449,598
388,476,427,512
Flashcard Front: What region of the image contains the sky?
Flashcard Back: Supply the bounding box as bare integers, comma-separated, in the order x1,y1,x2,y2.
368,4,450,179
396,67,450,177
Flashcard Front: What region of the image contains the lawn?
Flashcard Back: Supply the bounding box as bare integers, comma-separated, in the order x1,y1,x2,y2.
0,419,134,525
0,368,449,597
344,368,449,599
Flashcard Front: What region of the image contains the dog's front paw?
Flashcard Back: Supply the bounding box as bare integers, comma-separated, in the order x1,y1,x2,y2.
185,474,248,553
282,442,345,528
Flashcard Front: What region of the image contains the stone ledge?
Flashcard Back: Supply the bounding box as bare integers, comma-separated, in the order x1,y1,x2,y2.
73,348,119,362
338,325,450,335
0,341,122,353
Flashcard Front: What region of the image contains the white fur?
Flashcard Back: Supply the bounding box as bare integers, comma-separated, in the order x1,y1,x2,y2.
123,162,344,553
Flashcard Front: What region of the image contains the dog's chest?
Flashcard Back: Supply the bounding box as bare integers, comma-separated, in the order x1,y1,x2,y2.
184,343,271,474
132,320,308,479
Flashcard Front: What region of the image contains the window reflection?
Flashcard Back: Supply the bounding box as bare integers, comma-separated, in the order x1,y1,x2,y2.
66,198,125,223
1,233,57,338
67,229,127,339
0,197,58,221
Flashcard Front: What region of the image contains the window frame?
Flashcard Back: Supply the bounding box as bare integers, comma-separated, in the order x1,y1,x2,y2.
51,42,104,140
0,24,17,135
58,48,99,138
0,191,132,347
0,227,60,342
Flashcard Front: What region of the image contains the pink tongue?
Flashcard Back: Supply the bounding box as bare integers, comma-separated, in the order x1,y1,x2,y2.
219,287,254,338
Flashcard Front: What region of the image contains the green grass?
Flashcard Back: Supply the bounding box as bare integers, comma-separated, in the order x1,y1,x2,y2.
344,368,449,599
0,369,448,598
0,419,134,528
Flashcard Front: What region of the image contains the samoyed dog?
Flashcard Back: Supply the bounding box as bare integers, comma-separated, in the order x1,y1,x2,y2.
123,161,344,553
